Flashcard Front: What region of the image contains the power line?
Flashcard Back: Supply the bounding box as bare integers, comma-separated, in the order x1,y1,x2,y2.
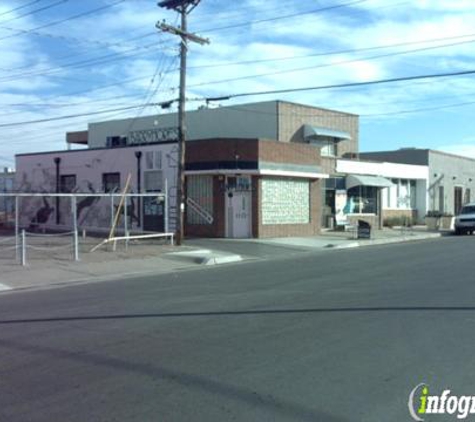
0,0,126,43
0,0,69,25
4,68,475,130
187,31,475,70
188,38,475,89
198,0,369,34
0,0,43,18
0,102,175,128
0,40,169,82
202,69,475,102
0,24,156,53
361,100,475,117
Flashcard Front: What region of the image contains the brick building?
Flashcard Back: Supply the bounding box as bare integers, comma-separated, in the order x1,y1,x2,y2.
185,139,327,238
16,100,373,238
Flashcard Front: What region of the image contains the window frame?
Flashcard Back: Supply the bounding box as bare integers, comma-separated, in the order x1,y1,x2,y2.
102,172,121,193
60,174,76,193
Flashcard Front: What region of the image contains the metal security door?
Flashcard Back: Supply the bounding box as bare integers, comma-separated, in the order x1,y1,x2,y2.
226,190,251,238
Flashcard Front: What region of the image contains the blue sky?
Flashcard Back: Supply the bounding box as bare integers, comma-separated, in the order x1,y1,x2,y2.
1,0,475,168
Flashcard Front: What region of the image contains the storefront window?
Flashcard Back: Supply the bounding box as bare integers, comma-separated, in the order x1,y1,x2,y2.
344,186,377,214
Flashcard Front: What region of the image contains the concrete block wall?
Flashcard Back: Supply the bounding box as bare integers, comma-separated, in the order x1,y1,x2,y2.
255,178,321,238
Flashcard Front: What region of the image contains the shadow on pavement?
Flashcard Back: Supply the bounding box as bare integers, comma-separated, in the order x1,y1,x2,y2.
0,337,348,422
2,306,475,325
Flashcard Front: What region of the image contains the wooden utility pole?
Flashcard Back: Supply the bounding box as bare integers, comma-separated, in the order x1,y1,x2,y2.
157,0,209,246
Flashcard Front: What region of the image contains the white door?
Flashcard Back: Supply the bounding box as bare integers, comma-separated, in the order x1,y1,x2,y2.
226,186,251,238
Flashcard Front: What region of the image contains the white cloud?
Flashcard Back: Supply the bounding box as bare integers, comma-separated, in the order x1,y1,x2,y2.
1,0,475,167
436,142,475,159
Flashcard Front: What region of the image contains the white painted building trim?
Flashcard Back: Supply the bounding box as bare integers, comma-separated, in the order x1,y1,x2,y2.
336,159,429,180
184,169,329,179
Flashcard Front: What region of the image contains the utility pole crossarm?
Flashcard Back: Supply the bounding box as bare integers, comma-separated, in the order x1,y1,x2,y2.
156,21,209,45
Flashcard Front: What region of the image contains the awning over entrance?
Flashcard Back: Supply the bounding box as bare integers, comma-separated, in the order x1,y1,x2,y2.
303,124,351,142
346,174,394,189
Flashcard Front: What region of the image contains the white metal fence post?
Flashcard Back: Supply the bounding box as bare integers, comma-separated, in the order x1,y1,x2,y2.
15,196,19,262
124,196,129,251
165,178,169,233
21,229,26,266
71,195,79,261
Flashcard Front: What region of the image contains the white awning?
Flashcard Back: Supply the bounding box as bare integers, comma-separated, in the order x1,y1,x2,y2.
346,174,394,189
303,124,351,142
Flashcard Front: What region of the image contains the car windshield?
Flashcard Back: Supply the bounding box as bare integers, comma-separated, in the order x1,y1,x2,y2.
461,206,475,214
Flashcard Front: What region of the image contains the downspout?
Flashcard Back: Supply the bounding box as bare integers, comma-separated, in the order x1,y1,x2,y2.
54,157,61,225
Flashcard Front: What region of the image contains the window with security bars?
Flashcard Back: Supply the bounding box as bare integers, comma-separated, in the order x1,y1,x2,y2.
186,175,213,224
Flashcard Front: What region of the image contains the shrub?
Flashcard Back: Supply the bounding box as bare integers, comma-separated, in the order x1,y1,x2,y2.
425,211,453,218
383,216,414,228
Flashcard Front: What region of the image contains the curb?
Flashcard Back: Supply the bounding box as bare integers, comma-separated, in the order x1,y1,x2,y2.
200,255,243,265
327,233,441,250
167,249,243,265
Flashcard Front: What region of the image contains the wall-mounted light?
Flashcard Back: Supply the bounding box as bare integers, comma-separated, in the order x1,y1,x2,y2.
434,173,438,177
470,178,473,182
453,176,457,180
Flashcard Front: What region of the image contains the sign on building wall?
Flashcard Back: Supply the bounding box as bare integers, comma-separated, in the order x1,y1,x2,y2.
128,128,178,145
261,178,310,225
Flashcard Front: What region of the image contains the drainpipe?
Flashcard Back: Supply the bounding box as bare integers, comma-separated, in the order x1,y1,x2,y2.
54,157,61,225
135,151,142,227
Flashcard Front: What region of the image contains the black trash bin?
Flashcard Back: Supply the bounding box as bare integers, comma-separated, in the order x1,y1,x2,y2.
357,219,371,239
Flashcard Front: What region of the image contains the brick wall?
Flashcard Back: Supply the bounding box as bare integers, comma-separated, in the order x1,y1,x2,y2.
186,138,259,164
187,138,323,170
277,101,359,157
258,139,320,165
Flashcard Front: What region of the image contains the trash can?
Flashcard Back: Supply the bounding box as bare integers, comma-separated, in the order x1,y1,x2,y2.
357,220,371,239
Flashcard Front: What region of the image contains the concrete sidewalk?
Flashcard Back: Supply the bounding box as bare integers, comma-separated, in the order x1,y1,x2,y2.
0,227,443,293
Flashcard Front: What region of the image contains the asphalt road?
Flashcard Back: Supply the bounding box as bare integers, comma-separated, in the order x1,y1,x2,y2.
1,236,475,421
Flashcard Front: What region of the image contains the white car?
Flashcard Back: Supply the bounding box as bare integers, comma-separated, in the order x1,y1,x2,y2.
454,202,475,235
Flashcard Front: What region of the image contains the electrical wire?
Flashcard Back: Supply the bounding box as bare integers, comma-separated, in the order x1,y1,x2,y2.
0,102,176,128
197,0,369,34
0,0,43,18
201,68,475,102
0,0,69,25
187,31,475,70
0,0,126,43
